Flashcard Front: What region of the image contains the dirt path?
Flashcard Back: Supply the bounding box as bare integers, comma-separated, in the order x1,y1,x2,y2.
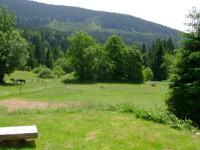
0,98,80,112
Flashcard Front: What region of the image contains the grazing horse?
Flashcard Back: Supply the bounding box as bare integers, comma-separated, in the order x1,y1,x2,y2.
10,78,16,84
16,79,26,84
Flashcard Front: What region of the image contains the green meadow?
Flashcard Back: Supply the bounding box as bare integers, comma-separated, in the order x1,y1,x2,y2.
1,71,167,108
0,71,199,150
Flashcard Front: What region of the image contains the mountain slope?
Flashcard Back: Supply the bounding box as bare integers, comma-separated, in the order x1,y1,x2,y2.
0,0,180,45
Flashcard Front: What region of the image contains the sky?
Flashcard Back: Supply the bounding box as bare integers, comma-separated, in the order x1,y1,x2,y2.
32,0,200,31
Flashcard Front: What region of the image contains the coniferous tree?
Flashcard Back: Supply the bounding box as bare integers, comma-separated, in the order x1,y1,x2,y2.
33,33,43,64
27,43,37,69
141,43,148,67
166,38,174,53
46,49,54,69
151,39,167,81
146,48,153,68
167,8,200,125
141,43,146,54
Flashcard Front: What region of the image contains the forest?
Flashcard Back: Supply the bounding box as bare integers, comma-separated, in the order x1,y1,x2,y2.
0,0,180,46
19,27,174,82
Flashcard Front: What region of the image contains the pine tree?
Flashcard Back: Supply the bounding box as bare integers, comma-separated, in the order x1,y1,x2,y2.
46,49,54,69
141,43,146,54
166,38,174,53
33,33,43,63
141,43,148,67
27,43,37,69
167,8,200,125
151,39,167,81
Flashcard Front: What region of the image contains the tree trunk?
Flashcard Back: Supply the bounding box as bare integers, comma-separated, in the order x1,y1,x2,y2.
0,73,4,84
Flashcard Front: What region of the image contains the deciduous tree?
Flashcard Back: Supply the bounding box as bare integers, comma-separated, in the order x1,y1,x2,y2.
0,7,28,83
68,32,95,81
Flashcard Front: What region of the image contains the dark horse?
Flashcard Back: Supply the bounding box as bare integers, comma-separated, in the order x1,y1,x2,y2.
10,78,26,84
16,79,26,84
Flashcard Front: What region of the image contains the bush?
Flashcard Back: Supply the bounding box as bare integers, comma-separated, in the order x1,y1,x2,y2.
143,67,153,81
62,60,74,74
53,66,65,78
62,72,77,83
38,68,55,79
33,65,47,74
108,104,196,131
54,58,74,74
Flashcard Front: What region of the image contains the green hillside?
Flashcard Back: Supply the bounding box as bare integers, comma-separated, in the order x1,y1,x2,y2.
0,0,180,45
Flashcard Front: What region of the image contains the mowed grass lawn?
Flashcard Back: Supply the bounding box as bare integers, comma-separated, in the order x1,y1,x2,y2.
1,111,200,150
0,71,200,150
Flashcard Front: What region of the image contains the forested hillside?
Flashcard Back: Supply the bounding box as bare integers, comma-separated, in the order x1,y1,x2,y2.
0,0,180,45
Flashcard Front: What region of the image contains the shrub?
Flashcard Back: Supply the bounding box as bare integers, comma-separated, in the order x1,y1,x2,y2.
54,58,74,74
53,66,65,78
62,72,76,83
33,65,47,74
143,67,153,81
62,60,74,74
108,104,196,131
38,68,55,79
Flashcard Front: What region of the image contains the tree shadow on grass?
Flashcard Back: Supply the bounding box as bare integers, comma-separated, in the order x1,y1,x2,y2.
62,78,96,85
62,78,144,85
0,82,14,86
0,140,36,149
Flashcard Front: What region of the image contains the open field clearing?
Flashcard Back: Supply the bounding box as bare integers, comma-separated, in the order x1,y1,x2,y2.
0,71,199,150
0,71,168,109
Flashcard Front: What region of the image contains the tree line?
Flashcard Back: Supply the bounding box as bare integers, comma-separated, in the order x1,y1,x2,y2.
67,32,144,82
142,38,174,81
21,28,70,69
0,6,175,83
22,30,175,82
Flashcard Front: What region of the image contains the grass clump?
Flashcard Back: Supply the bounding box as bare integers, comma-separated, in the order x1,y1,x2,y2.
108,104,196,131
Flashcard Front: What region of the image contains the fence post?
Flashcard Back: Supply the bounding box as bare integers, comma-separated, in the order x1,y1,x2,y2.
19,84,22,94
